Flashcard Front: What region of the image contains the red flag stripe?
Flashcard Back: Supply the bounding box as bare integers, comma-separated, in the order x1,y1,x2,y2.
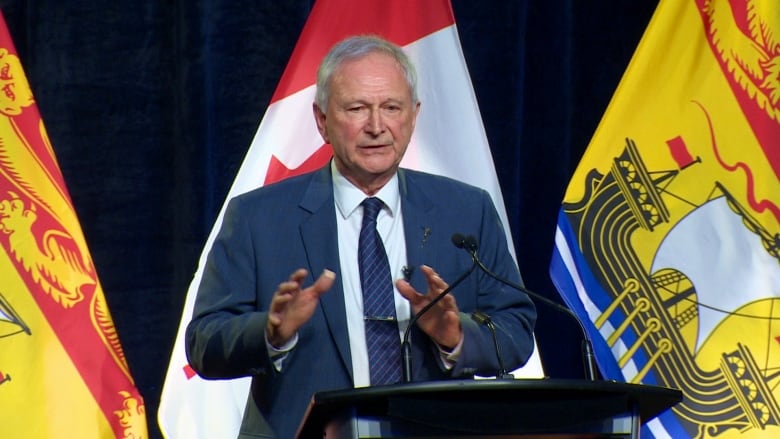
270,0,455,104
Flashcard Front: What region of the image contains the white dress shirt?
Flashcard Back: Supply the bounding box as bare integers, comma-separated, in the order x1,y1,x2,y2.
332,162,410,388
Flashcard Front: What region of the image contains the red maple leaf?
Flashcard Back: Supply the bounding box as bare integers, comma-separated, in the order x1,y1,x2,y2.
264,144,333,186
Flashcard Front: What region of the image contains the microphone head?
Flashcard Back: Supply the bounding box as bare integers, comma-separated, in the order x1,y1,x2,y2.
464,235,478,252
451,233,467,249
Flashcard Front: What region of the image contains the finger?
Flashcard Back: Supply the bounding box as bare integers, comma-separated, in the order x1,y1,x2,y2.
419,264,436,278
289,268,309,284
267,313,282,327
267,294,289,329
276,267,309,296
435,293,458,311
420,265,448,294
308,269,336,296
395,278,422,303
268,291,293,315
275,280,299,301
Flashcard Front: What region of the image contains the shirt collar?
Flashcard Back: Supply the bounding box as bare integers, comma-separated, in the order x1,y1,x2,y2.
332,160,400,220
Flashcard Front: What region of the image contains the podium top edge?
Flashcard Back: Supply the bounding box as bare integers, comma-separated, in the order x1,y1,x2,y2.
313,378,682,405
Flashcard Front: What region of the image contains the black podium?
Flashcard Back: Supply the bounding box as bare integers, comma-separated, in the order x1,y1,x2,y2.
296,379,682,438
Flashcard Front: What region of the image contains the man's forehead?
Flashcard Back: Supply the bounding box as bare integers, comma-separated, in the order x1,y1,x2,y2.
332,56,408,89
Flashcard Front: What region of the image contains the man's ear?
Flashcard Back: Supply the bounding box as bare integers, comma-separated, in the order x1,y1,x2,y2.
312,103,329,143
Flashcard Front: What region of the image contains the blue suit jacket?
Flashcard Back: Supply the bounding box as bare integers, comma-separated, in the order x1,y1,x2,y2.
185,165,536,438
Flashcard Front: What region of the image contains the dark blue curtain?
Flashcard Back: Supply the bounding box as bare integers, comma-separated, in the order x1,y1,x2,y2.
0,1,657,437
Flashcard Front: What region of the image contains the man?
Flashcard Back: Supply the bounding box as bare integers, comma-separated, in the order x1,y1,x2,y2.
185,35,536,438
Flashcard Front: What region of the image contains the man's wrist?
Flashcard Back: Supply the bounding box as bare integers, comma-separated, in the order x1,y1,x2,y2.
437,334,463,370
266,330,298,354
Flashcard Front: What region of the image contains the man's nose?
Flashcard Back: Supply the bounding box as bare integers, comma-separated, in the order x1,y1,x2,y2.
365,110,385,135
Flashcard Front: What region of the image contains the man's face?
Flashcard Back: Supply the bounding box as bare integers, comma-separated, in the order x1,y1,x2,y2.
314,51,420,194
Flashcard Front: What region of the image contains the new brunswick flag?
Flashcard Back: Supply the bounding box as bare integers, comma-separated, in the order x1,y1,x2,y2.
550,0,780,437
0,13,147,438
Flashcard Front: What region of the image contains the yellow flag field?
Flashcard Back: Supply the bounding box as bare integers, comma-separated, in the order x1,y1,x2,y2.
550,0,780,437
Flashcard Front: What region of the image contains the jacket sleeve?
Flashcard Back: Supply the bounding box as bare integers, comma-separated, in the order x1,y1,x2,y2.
185,196,273,379
452,189,537,377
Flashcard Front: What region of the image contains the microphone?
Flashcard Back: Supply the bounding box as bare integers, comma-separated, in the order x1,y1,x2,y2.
471,311,514,379
401,265,414,282
453,233,599,381
401,235,478,383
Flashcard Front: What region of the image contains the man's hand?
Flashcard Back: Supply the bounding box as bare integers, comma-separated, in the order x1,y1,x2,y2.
396,265,462,349
266,269,336,348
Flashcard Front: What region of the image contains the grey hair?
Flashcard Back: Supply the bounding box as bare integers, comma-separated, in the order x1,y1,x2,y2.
315,35,418,110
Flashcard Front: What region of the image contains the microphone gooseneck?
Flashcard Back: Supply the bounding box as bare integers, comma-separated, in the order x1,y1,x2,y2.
401,237,478,383
457,234,599,381
471,311,514,379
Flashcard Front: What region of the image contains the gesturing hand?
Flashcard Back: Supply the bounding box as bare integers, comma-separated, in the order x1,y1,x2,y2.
396,264,462,349
266,268,335,348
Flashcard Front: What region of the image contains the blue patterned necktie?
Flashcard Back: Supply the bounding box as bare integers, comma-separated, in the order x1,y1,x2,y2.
359,197,402,385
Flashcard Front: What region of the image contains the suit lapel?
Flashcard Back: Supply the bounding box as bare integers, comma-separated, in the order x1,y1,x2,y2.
299,166,354,378
398,169,438,290
398,170,443,378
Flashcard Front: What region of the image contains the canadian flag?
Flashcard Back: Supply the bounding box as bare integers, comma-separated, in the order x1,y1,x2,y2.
158,0,544,437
